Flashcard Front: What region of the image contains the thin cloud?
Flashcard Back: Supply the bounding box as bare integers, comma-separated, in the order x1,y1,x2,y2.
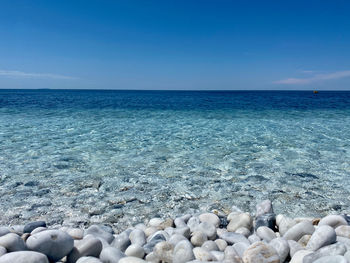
274,70,350,85
0,70,77,80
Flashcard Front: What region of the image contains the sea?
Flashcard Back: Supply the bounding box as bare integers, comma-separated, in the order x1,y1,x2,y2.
0,89,349,228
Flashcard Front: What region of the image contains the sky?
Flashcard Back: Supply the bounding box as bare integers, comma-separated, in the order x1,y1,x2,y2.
0,0,350,90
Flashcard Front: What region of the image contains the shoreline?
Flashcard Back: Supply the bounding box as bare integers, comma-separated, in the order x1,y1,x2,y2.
0,200,350,262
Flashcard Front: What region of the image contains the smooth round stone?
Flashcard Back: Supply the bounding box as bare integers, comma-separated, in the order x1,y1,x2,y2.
26,229,74,262
76,257,103,263
164,227,175,236
174,218,187,228
242,241,279,263
248,234,261,244
194,222,216,240
269,237,289,263
233,242,249,258
153,241,173,262
125,244,145,258
224,246,241,263
85,225,114,244
199,213,220,228
319,215,348,228
336,236,350,250
0,251,49,263
306,225,336,251
256,200,273,217
99,247,125,263
257,226,276,242
118,256,147,263
277,215,297,236
303,242,347,263
313,255,347,263
214,239,227,251
255,213,276,231
174,226,191,239
191,231,207,246
283,221,315,241
0,233,26,252
227,213,252,232
169,234,187,246
290,250,313,263
31,227,47,235
67,236,103,263
210,250,225,261
335,225,350,238
67,228,84,240
149,218,164,228
187,217,200,232
193,247,213,261
112,232,131,252
0,228,10,238
173,240,195,263
144,227,158,238
23,221,46,233
236,227,251,237
181,214,192,223
288,240,304,257
298,234,311,247
129,229,146,247
218,231,250,245
201,240,219,251
0,247,6,257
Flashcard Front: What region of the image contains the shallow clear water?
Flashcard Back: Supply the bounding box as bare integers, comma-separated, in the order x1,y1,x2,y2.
0,90,350,228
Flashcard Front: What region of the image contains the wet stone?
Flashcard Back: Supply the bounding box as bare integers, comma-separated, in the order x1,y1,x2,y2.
0,251,49,263
255,213,276,231
23,221,46,233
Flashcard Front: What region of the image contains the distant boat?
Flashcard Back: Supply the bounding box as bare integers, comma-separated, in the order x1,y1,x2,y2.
313,90,318,94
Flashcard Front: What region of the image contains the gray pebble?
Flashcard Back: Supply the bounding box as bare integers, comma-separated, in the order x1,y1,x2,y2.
67,236,103,263
0,228,10,238
233,242,249,258
210,250,225,261
118,257,147,263
0,247,6,257
26,229,74,262
193,247,213,261
99,247,125,263
218,231,250,245
0,251,49,263
0,233,26,252
201,240,219,251
169,234,187,246
153,241,174,262
23,221,46,233
256,200,273,217
256,226,276,242
319,215,348,228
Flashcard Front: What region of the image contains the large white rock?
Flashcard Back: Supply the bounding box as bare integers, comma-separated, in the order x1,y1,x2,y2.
283,221,315,241
173,240,194,263
153,241,173,262
306,225,336,251
193,247,213,261
227,213,252,232
125,244,145,258
0,251,49,263
313,255,348,263
269,237,289,263
256,200,273,217
26,229,74,262
85,225,114,244
257,226,276,242
242,241,279,263
190,231,207,246
129,229,146,247
118,256,147,263
199,213,220,228
318,215,348,228
76,257,103,263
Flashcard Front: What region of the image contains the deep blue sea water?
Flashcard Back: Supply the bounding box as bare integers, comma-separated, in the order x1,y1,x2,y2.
0,89,350,227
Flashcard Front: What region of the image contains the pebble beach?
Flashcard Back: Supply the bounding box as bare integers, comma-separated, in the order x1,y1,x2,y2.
1,199,350,263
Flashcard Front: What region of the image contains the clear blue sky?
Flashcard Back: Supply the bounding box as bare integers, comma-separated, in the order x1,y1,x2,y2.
1,0,350,90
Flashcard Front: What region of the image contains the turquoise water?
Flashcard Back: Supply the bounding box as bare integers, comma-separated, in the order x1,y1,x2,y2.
0,90,350,228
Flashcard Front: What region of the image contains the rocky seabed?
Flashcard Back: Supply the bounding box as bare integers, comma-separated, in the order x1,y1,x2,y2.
1,200,350,263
